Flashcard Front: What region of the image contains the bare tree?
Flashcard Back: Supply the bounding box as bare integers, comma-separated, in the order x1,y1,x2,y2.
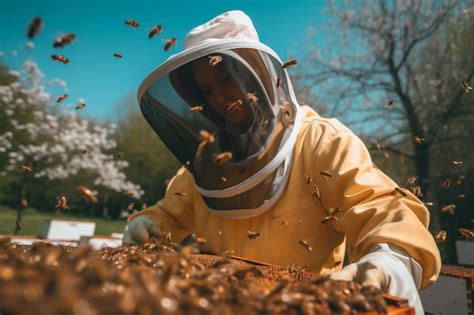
296,0,474,210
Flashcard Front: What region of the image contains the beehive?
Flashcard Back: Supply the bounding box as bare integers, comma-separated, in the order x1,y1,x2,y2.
0,237,413,314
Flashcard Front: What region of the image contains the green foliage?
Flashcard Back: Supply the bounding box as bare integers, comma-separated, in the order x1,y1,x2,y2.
111,94,181,213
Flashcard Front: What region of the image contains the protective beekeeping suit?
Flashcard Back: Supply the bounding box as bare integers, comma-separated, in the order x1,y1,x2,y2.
123,10,440,314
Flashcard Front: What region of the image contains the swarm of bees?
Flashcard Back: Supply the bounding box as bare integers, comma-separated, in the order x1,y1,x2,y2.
53,33,76,48
51,54,69,64
27,17,44,39
148,25,163,38
282,59,297,69
164,38,177,51
208,55,223,66
125,19,139,28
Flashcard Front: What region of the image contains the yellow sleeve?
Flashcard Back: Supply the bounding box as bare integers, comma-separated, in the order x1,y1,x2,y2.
311,126,441,289
127,166,195,242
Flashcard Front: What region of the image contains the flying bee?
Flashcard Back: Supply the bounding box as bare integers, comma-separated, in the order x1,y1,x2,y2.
113,53,123,58
433,230,447,243
460,80,472,93
117,152,124,158
126,191,135,198
56,94,68,103
148,25,163,38
442,179,451,189
411,186,423,197
298,240,312,252
281,220,288,228
282,59,297,69
226,99,243,112
208,55,223,66
80,149,88,154
190,104,204,112
441,204,456,214
414,135,424,145
391,187,408,197
424,201,434,207
452,160,463,167
163,38,177,51
305,175,312,185
19,165,32,173
196,129,215,157
458,228,474,240
53,33,76,48
320,171,333,179
276,77,282,88
77,186,98,204
220,176,227,182
20,197,28,207
174,192,187,196
214,151,233,165
328,207,341,215
457,194,465,199
127,202,134,211
405,176,417,186
383,152,390,159
27,17,44,39
55,195,69,211
247,230,262,240
321,216,338,224
312,185,321,199
51,54,69,64
246,92,258,105
456,175,466,185
75,102,86,110
386,100,394,109
261,119,269,129
125,19,139,28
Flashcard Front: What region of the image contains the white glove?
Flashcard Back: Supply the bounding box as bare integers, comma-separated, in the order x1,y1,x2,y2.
330,243,424,315
122,215,163,245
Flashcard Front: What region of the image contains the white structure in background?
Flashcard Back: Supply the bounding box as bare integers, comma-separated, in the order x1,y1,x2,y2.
420,241,474,315
0,60,144,198
2,219,123,250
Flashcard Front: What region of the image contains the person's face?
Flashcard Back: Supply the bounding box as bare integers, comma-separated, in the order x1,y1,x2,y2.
192,57,251,125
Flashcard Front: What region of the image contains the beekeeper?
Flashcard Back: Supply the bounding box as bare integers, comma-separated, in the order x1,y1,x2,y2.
123,10,440,314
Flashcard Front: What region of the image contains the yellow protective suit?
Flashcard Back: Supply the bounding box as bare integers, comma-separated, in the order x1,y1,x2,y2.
128,105,441,290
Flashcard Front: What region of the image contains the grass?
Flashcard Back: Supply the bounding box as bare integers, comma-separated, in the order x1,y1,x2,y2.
0,205,126,237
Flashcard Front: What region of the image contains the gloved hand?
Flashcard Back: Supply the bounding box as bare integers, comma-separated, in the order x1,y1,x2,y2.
122,215,163,245
329,243,424,315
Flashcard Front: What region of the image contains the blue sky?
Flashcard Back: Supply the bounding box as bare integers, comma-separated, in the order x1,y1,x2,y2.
0,0,326,121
